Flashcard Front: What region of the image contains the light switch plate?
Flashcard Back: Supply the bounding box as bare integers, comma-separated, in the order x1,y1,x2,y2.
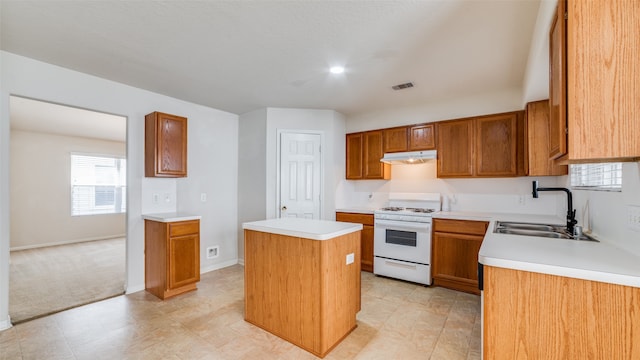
346,253,355,265
627,205,640,232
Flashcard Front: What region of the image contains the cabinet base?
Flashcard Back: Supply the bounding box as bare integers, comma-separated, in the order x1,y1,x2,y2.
147,283,197,300
433,275,479,295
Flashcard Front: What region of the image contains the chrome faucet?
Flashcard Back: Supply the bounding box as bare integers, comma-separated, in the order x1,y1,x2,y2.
532,180,577,234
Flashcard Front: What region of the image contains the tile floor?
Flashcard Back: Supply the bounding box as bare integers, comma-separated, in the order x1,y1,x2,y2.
0,265,481,360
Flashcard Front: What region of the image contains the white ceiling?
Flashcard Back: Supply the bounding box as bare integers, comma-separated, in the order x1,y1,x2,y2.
10,96,127,142
1,0,541,117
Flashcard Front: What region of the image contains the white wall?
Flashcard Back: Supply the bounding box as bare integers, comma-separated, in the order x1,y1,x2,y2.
346,88,523,133
10,130,126,249
177,109,239,272
568,164,640,256
237,107,346,262
0,51,239,329
237,108,268,262
265,108,345,220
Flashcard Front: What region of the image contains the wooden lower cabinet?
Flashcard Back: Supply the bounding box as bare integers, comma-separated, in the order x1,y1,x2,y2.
336,212,374,272
145,219,200,299
432,219,488,295
484,265,640,359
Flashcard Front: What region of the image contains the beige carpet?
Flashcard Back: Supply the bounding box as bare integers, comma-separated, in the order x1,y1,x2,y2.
9,238,125,324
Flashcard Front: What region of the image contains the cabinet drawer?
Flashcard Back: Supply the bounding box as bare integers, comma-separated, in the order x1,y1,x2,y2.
433,219,488,236
169,220,200,237
336,212,374,226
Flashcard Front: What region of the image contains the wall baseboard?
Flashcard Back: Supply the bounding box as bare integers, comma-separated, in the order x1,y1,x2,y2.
123,259,241,295
238,258,245,266
201,259,240,274
0,315,12,331
125,284,145,295
10,234,125,251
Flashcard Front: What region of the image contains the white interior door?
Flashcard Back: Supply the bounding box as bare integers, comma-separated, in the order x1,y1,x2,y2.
279,132,322,219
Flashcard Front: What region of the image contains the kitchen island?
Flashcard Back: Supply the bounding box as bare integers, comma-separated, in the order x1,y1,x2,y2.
242,218,363,358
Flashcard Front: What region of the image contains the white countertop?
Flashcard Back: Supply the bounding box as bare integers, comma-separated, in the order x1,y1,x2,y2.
142,212,202,222
437,211,640,288
335,207,376,215
243,218,363,241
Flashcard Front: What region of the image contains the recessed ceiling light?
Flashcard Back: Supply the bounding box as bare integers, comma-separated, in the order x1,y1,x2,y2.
330,66,345,74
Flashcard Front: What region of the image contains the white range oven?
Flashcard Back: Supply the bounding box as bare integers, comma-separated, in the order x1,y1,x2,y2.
373,193,441,285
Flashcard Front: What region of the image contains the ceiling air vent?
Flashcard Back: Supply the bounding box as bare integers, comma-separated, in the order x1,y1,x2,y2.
392,82,414,90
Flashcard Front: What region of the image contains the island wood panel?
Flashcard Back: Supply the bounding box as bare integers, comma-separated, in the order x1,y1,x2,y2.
484,265,640,359
336,212,374,272
244,229,360,358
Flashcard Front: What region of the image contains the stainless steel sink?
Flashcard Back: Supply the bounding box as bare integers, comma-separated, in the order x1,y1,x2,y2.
495,221,561,232
494,221,599,242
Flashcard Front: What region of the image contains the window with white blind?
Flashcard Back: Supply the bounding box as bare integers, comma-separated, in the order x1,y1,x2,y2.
570,162,622,191
71,153,126,216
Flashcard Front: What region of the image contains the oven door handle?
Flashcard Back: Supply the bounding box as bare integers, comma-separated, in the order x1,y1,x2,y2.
375,219,431,231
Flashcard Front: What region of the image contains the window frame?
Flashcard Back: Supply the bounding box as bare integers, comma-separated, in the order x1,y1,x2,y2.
70,152,127,216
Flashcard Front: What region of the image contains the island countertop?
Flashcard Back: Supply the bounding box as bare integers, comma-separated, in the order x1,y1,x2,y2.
242,218,363,240
142,212,201,222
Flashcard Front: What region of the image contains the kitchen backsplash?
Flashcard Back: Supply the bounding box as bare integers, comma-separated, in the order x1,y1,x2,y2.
336,162,564,216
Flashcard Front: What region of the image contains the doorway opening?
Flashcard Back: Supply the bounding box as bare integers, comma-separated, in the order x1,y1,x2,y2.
8,96,127,323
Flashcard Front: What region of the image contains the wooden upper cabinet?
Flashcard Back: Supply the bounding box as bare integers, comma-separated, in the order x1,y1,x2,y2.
437,119,475,178
363,130,390,179
345,131,390,180
346,133,364,179
437,111,525,178
526,100,568,176
383,127,408,153
475,112,520,177
145,112,187,177
549,0,568,160
567,0,640,161
409,124,436,151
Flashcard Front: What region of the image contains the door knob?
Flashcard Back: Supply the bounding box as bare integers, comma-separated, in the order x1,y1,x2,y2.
281,206,287,211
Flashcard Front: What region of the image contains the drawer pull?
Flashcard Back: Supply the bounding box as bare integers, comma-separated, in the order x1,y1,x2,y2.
385,260,416,270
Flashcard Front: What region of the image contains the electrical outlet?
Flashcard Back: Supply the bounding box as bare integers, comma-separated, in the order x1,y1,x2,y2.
346,253,354,265
152,193,159,204
200,193,207,202
627,205,640,232
206,246,219,259
518,195,526,205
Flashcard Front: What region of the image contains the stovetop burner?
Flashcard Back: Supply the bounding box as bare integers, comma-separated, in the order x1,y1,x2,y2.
378,207,435,213
380,207,404,211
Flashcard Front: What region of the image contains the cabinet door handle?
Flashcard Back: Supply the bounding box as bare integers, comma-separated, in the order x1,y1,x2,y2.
281,206,287,211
